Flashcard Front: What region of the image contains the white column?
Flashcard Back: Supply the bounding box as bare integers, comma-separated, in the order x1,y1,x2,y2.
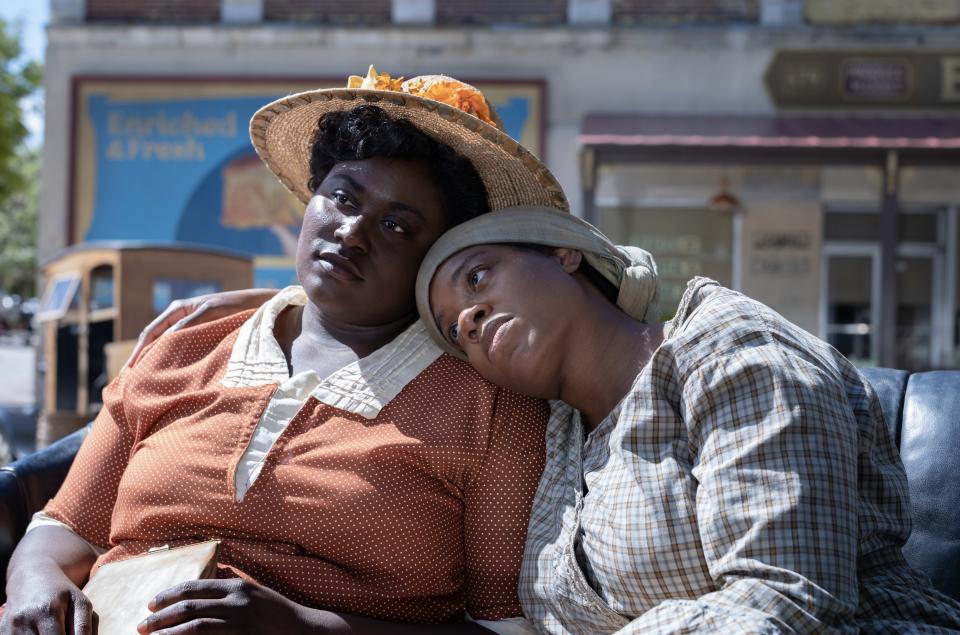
222,0,264,24
392,0,436,25
50,0,85,24
568,0,612,25
760,0,803,26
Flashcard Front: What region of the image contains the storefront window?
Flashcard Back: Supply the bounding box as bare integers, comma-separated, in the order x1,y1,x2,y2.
599,207,732,318
896,256,934,370
824,253,877,366
823,211,938,243
823,209,946,370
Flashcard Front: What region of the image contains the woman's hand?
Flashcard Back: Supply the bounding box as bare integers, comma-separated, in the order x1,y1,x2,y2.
2,526,100,635
1,568,95,635
126,288,278,368
136,579,320,635
136,579,498,634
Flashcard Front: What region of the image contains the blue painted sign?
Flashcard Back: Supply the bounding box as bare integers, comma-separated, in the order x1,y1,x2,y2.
72,80,545,288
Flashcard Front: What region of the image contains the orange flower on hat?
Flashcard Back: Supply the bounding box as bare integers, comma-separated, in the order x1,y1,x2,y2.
347,65,405,91
420,83,493,125
347,66,495,127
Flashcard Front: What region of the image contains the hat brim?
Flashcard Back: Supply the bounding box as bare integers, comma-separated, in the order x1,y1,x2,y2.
249,88,569,213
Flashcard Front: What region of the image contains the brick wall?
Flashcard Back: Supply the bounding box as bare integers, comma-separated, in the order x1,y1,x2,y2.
265,0,391,24
84,0,762,25
806,0,960,25
86,0,221,22
614,0,759,24
436,0,566,25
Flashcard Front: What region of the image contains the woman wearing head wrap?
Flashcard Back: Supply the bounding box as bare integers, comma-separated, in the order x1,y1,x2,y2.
2,72,566,635
418,206,960,634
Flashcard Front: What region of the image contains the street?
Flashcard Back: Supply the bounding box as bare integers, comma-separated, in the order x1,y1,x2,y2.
0,340,35,407
0,339,37,460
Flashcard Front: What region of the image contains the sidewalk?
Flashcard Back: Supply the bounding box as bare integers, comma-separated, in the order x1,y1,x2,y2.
0,340,37,459
0,341,35,407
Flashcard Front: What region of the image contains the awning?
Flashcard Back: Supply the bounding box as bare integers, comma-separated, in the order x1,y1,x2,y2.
577,113,960,369
579,113,960,150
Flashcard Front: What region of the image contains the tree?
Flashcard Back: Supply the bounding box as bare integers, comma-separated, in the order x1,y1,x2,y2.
0,148,38,296
0,18,42,297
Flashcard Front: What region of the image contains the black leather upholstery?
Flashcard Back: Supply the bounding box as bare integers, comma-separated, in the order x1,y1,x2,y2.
899,372,960,599
0,425,89,602
858,369,960,599
859,368,909,445
1,371,958,604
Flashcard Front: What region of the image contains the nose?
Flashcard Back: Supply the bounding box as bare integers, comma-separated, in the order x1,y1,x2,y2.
457,303,490,344
333,214,370,253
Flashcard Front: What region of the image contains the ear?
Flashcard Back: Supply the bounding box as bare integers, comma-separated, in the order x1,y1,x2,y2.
554,248,583,273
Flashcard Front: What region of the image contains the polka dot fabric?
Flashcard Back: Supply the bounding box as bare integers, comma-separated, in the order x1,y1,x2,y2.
44,312,548,623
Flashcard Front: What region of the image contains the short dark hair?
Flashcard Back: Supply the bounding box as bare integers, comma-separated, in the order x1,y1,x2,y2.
307,104,490,227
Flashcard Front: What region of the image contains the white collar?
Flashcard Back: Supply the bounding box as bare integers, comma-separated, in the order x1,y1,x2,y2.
222,286,442,419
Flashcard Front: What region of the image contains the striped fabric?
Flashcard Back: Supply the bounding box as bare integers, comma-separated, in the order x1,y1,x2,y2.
520,277,960,634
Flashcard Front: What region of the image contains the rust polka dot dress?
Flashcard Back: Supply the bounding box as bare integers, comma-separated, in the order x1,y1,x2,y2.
44,288,548,623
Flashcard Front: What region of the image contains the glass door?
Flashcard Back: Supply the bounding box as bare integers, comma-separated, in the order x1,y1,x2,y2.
821,245,881,366
823,206,954,370
895,247,943,371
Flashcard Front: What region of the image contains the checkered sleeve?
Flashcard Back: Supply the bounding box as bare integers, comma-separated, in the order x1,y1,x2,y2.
616,336,862,634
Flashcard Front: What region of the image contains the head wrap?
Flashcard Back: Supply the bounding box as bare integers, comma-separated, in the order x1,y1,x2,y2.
415,205,660,359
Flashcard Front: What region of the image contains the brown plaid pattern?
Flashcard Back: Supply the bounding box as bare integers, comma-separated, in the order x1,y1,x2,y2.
519,278,960,634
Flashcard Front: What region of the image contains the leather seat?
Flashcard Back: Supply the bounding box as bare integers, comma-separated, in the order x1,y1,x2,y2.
1,371,958,604
0,425,89,601
860,369,960,599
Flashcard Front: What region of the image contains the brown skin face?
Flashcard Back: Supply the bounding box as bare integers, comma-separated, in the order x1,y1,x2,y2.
429,244,585,399
298,157,450,328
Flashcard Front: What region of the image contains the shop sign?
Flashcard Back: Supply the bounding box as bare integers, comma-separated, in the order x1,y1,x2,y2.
748,231,813,278
765,51,960,108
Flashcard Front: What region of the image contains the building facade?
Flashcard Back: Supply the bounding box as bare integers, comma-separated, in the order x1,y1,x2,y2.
40,0,960,369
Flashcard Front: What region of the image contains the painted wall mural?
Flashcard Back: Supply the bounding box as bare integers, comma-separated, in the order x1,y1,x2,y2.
71,78,546,288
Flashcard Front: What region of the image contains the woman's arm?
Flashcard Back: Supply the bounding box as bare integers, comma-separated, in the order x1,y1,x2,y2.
2,526,98,635
3,372,135,634
126,288,279,368
615,343,863,634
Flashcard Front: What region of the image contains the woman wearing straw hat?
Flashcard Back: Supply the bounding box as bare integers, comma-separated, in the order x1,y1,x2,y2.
418,206,960,634
2,71,566,635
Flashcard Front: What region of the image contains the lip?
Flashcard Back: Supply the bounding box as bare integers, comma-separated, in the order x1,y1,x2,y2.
479,315,514,358
315,252,364,282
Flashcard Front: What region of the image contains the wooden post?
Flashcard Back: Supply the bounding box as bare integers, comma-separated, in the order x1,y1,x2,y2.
581,147,598,223
879,150,899,368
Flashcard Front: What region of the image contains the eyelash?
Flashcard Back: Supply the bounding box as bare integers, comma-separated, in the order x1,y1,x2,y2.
447,266,488,345
467,266,487,288
331,191,408,235
331,190,353,207
381,218,407,234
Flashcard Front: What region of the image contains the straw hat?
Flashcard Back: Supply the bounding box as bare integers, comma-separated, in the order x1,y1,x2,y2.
248,68,569,213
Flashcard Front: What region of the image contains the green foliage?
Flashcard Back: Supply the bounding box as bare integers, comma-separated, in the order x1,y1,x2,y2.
0,18,41,296
0,148,38,296
0,19,41,202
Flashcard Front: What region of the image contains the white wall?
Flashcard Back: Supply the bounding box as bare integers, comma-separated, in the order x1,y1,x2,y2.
46,23,920,260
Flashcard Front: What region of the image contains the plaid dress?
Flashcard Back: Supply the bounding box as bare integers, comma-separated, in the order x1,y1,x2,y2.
519,277,960,634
